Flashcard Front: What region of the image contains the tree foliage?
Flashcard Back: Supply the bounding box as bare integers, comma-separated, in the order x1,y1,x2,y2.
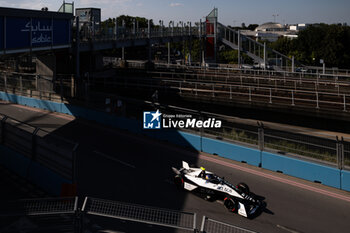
101,15,154,28
271,24,350,68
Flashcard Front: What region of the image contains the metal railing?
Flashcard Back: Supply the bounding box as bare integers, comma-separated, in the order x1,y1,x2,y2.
95,73,350,113
79,23,199,42
200,216,256,233
0,197,78,233
0,197,78,217
1,196,263,233
82,197,197,232
0,71,75,102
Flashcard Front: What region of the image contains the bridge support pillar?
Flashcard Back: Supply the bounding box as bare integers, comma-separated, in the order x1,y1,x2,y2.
263,42,266,70
36,54,56,79
168,42,170,64
237,30,241,68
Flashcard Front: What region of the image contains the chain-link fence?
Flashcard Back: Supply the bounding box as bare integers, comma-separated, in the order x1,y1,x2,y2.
1,197,266,233
82,197,197,232
200,216,256,233
0,197,78,216
0,197,78,233
0,113,78,182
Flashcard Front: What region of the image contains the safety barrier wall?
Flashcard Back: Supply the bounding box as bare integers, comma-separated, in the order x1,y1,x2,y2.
262,151,341,188
341,170,350,191
201,137,261,167
0,145,71,195
0,91,349,191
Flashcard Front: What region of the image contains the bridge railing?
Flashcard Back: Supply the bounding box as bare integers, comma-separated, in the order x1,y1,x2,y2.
80,24,199,42
218,23,296,71
150,62,350,83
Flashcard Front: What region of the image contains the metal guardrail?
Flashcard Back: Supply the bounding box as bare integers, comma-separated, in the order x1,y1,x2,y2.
0,196,262,233
82,197,197,231
200,216,257,233
93,73,350,113
0,197,78,217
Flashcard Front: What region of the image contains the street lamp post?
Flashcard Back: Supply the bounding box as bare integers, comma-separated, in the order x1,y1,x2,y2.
272,14,279,23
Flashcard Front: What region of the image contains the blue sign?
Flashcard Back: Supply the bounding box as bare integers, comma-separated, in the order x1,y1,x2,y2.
6,17,30,49
53,19,70,45
31,18,52,47
0,16,3,50
4,16,70,51
143,110,162,129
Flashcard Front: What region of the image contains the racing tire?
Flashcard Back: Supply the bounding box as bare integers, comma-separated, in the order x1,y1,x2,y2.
237,182,250,194
174,175,184,190
224,197,237,212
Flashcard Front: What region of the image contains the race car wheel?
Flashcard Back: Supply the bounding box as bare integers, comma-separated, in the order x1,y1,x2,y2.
174,175,184,190
237,182,250,194
224,197,237,212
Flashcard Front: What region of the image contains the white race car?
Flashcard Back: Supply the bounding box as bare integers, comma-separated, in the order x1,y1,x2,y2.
172,161,263,218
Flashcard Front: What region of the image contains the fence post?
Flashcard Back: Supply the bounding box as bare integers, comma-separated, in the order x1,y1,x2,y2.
200,215,206,233
60,76,64,102
258,122,264,152
0,116,8,144
35,75,38,91
71,75,75,98
72,143,79,184
258,122,264,168
269,88,272,104
31,127,40,162
291,90,295,106
200,112,203,152
4,74,7,92
249,86,251,101
316,92,319,109
344,94,347,112
20,75,23,95
336,136,344,171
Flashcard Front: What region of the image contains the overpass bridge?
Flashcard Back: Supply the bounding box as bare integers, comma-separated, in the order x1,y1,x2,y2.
0,6,298,77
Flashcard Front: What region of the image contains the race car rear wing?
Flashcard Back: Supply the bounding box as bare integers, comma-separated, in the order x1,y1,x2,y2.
182,161,190,170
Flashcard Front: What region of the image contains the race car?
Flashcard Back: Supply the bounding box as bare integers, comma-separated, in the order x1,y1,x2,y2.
172,161,263,218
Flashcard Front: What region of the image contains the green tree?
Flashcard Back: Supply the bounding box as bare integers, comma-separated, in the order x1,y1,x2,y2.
271,24,350,68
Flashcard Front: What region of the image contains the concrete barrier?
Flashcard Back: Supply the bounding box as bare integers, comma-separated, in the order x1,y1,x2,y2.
341,170,350,191
202,137,261,167
262,151,341,189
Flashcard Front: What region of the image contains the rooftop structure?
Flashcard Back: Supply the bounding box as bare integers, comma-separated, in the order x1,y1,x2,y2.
255,22,285,32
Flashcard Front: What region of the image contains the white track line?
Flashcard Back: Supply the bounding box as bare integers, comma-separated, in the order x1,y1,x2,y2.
93,150,136,169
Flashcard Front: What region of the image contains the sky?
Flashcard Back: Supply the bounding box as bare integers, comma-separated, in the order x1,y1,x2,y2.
1,0,349,26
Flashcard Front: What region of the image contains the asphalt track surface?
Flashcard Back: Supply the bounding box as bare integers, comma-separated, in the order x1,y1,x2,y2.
1,101,350,233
